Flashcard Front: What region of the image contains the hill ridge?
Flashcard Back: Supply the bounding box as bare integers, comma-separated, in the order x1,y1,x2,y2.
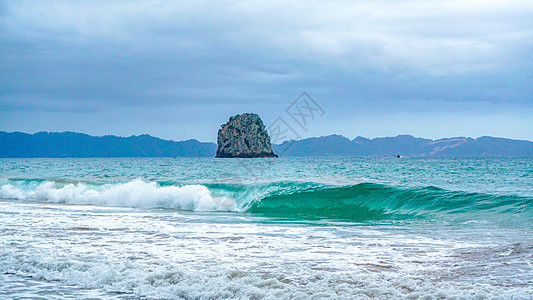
1,131,532,157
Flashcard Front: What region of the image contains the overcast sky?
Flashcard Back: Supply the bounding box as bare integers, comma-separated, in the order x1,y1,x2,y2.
1,0,532,142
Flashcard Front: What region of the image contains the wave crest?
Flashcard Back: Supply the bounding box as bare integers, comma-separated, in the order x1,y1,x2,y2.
0,179,236,211
245,182,533,221
1,179,531,222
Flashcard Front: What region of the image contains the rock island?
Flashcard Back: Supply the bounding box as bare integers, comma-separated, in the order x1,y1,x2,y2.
215,113,278,158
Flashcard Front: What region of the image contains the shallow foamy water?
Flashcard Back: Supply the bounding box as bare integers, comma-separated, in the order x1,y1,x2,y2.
1,199,531,299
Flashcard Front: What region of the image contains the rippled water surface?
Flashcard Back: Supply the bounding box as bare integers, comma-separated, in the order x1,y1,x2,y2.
0,157,532,298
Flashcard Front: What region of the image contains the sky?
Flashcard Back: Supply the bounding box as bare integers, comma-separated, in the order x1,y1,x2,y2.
1,0,532,142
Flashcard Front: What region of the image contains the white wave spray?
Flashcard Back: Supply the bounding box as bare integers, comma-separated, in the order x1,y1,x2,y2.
0,180,236,211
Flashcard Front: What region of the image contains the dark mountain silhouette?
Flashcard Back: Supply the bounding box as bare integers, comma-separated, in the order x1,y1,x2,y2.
0,131,216,157
1,131,532,157
272,134,533,157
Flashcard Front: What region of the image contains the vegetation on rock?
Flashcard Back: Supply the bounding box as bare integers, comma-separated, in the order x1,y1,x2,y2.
216,113,278,158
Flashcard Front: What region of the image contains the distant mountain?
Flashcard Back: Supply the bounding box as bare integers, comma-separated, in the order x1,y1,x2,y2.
0,131,217,157
272,134,533,157
1,131,532,158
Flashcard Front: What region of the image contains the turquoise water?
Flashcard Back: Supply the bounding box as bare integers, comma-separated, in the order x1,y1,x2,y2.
0,157,532,298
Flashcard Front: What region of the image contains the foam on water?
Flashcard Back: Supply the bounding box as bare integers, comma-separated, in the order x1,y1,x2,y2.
0,179,236,211
1,200,532,299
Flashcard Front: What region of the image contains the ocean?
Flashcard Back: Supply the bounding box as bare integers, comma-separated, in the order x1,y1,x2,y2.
0,157,531,299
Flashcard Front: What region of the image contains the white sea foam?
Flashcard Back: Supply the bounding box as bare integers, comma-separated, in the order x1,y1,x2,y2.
1,200,531,299
0,180,236,211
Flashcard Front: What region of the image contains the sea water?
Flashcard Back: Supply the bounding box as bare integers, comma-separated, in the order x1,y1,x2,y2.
0,157,531,299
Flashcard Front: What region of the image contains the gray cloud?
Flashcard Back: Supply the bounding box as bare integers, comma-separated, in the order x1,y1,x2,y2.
1,0,532,141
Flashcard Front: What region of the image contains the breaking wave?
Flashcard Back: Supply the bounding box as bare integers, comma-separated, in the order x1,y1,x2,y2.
1,178,531,222
0,179,236,212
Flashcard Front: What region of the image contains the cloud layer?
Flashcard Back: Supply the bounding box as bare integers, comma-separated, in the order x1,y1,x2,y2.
1,0,532,141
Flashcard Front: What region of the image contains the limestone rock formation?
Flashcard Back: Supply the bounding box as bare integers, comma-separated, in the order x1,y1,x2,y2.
216,113,278,158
